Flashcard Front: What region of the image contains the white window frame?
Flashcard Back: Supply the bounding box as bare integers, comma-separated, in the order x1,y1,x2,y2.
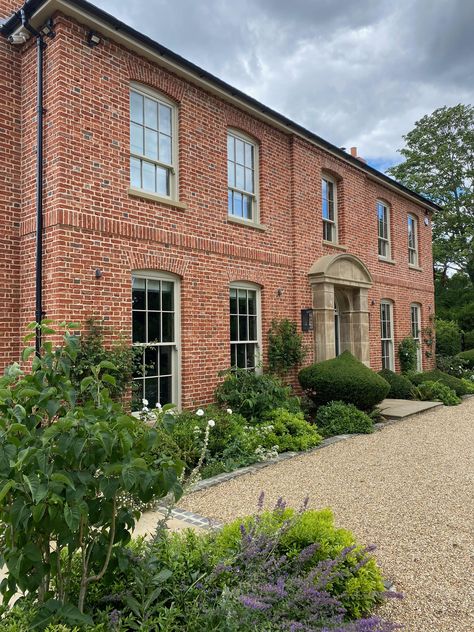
227,129,259,224
377,200,391,259
322,175,338,243
129,82,178,201
408,214,419,266
410,303,422,372
380,300,394,371
132,270,181,409
229,281,262,371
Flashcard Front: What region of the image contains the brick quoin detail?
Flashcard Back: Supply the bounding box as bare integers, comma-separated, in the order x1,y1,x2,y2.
0,8,436,408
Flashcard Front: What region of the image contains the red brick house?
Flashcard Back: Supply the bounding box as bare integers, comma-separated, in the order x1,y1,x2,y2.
0,0,438,408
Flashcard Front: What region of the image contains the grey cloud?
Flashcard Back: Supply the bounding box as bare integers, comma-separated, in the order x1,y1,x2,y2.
93,0,474,167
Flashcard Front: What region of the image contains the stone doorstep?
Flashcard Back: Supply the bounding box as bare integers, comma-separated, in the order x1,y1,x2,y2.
378,398,443,420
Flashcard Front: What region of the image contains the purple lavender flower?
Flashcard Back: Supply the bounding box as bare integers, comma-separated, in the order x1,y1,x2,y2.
108,609,121,628
239,594,271,610
257,490,265,511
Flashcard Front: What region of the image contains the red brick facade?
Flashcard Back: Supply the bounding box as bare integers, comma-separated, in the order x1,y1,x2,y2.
0,3,435,407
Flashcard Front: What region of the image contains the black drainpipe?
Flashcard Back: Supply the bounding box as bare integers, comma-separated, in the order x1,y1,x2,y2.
20,10,49,356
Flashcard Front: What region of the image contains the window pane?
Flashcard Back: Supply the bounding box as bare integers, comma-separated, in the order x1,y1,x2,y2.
130,122,143,155
145,378,159,408
159,134,172,164
161,281,174,311
322,197,329,220
230,289,237,314
227,134,234,159
228,190,234,214
242,195,252,220
248,315,257,340
227,160,235,187
160,346,172,376
159,104,172,135
133,311,146,343
236,344,246,368
238,289,247,314
142,161,155,191
235,139,245,164
230,315,238,341
245,143,253,167
239,315,248,341
132,278,146,309
148,312,161,342
236,164,245,189
130,91,143,124
133,378,144,405
156,167,170,196
245,168,254,193
233,192,243,217
144,128,158,160
248,291,256,315
162,312,174,342
160,376,172,405
144,97,158,129
247,343,256,368
145,346,159,377
148,280,161,310
130,158,141,188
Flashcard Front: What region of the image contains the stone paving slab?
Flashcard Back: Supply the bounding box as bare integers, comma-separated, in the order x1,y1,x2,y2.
379,398,443,419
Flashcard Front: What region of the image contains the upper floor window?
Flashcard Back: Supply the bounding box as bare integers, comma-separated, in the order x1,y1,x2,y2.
408,214,419,266
230,282,261,370
227,131,258,222
377,201,391,259
130,85,177,199
380,300,394,370
322,176,337,243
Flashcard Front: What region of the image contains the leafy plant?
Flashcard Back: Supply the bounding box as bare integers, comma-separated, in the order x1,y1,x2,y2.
0,323,183,627
463,330,474,350
436,354,469,377
215,368,300,422
315,401,374,436
261,408,322,452
299,351,390,412
457,348,474,369
70,318,140,400
409,368,470,396
398,336,418,373
378,369,415,399
413,381,461,406
435,319,463,357
267,318,305,375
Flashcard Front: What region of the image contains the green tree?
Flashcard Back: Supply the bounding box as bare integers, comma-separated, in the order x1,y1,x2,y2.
388,104,474,283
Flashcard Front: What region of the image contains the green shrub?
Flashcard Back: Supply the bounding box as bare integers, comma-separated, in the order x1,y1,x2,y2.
213,506,385,619
267,318,306,375
435,319,462,356
457,348,474,369
457,302,474,333
298,351,390,411
378,369,414,399
460,378,474,394
215,368,300,421
436,354,469,377
414,381,461,405
409,369,470,396
398,336,418,373
315,400,374,436
261,408,322,451
463,330,474,350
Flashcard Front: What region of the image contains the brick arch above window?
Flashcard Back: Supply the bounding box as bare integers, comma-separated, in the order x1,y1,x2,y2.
321,167,343,183
127,252,190,278
225,112,264,144
126,59,187,103
226,267,264,287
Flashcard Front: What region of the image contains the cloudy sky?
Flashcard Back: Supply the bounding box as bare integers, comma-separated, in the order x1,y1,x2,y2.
94,0,473,172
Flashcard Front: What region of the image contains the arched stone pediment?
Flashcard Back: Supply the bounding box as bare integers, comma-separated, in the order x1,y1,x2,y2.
308,253,372,288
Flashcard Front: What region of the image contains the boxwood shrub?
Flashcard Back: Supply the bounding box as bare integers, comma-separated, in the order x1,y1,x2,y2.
415,381,461,406
457,348,474,369
378,369,414,399
316,400,374,436
298,351,390,411
409,369,470,396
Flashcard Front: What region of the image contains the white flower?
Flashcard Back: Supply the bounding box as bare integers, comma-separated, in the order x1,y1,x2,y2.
208,419,215,427
155,402,162,409
226,408,233,415
142,398,149,406
196,408,205,417
142,406,149,413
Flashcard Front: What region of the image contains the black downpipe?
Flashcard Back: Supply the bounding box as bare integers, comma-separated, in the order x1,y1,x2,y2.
20,10,46,356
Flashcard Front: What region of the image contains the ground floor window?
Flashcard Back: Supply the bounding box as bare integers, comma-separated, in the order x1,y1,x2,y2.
411,303,422,371
132,272,179,408
380,300,394,370
230,283,261,370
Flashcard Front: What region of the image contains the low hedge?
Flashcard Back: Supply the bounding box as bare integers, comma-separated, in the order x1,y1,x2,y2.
457,348,474,369
298,351,390,411
316,400,374,436
415,381,461,406
409,369,470,396
378,369,414,399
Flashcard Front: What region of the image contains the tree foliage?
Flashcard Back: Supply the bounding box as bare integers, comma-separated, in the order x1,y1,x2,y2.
388,104,474,282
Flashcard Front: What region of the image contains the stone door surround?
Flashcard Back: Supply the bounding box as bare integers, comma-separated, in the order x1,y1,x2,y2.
308,253,373,365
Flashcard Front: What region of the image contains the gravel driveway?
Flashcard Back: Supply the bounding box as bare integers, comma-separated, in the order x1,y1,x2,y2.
180,398,474,631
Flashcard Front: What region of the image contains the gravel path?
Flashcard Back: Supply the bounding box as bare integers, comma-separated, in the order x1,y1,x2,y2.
180,398,474,631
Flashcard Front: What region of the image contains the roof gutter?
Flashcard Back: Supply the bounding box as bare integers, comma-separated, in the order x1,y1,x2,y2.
0,0,441,214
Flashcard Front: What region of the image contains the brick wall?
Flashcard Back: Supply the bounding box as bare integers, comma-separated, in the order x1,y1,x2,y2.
0,11,435,405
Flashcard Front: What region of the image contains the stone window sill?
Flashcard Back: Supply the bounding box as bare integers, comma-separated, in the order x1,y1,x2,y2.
409,264,423,272
323,240,347,251
227,216,268,231
128,187,187,210
378,256,396,265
